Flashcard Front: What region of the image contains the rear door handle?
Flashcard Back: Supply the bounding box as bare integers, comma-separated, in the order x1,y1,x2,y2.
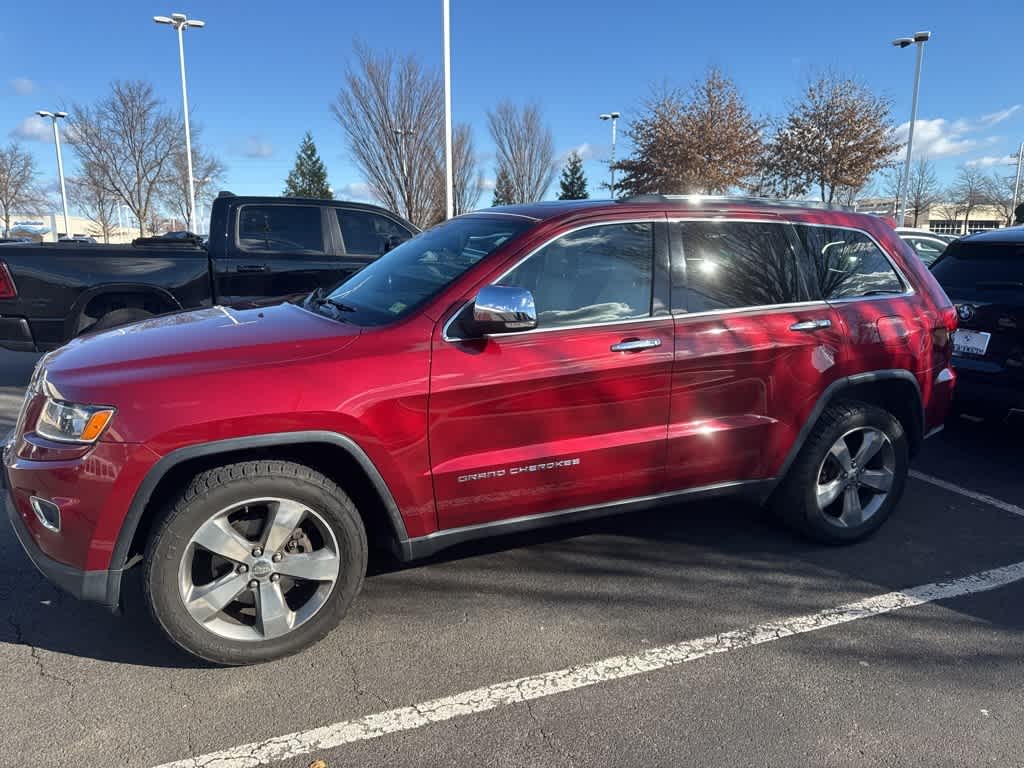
789,319,832,332
236,264,270,273
611,338,662,352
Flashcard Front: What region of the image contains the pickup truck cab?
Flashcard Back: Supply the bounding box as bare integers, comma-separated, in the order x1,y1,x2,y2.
0,193,416,351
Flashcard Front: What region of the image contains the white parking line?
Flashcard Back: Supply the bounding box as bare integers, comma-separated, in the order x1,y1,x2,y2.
909,470,1024,518
153,560,1024,768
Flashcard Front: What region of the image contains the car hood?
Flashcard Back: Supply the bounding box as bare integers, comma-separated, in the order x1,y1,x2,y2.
41,302,360,401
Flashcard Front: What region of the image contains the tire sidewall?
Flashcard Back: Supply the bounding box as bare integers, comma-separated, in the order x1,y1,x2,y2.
146,472,366,665
796,404,909,542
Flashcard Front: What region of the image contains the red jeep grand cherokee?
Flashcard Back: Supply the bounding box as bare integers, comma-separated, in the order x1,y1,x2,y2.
5,196,957,664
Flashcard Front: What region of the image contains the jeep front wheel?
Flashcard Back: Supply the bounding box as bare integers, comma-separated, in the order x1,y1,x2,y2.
144,461,367,665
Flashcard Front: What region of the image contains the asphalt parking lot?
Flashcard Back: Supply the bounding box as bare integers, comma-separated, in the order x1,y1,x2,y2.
2,349,1022,768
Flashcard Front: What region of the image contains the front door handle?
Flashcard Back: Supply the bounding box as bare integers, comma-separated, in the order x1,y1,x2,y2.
611,338,662,352
236,264,270,273
789,319,832,332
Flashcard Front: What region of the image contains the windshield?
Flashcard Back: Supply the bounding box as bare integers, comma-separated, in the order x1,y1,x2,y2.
323,215,533,326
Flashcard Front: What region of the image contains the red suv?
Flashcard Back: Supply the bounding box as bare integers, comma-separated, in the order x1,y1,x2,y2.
4,197,957,664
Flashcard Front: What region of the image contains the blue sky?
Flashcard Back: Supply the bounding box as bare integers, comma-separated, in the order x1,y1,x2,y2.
3,0,1022,212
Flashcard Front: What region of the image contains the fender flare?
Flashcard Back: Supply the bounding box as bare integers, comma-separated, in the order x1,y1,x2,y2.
110,430,411,574
65,283,184,340
774,369,924,481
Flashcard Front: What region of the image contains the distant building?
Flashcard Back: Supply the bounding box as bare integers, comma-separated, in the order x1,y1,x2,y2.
854,198,1009,234
4,212,137,243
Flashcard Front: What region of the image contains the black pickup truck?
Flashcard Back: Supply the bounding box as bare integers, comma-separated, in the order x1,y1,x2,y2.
0,193,416,352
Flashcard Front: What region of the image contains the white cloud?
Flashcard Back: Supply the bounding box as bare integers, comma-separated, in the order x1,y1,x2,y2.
241,137,273,158
560,142,594,163
335,182,374,201
892,117,976,159
10,78,34,95
966,154,1017,168
979,105,1021,127
11,116,52,142
480,177,496,191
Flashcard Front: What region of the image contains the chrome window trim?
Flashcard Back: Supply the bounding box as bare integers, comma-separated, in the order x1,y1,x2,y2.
457,211,541,221
672,299,832,322
442,218,664,343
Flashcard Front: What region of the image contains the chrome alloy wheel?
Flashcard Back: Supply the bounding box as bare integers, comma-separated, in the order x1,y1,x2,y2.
815,427,896,529
177,497,341,642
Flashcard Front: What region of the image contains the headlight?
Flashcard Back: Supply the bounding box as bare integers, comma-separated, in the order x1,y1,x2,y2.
35,398,116,444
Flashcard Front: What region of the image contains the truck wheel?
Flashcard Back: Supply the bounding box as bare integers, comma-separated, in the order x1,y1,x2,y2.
89,308,153,332
773,400,908,543
143,460,367,665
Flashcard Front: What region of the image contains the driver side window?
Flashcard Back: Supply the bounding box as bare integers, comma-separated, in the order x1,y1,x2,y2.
499,222,654,329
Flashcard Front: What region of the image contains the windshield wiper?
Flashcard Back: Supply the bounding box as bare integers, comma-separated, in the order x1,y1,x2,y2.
305,287,357,316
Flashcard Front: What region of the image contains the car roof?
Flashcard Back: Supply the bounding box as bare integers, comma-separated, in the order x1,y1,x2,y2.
466,196,878,224
957,226,1024,244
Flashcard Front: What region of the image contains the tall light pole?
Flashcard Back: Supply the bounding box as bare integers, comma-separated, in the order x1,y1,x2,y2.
442,0,454,219
599,112,620,195
154,12,205,234
36,111,71,239
893,31,930,227
1012,142,1023,225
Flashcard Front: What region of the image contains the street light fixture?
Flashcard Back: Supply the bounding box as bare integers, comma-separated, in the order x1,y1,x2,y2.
154,11,205,234
600,112,620,195
893,30,931,226
36,110,71,239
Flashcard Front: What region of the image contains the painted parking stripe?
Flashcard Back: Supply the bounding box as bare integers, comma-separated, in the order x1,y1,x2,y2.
152,560,1024,768
909,470,1024,518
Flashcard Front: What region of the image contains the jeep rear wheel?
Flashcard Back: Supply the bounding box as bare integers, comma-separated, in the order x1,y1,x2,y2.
774,401,909,543
144,460,367,665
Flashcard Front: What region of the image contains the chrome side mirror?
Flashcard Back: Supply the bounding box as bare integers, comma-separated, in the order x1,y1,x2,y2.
472,285,537,334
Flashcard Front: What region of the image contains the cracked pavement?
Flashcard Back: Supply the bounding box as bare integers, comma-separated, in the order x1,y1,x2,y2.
2,349,1023,768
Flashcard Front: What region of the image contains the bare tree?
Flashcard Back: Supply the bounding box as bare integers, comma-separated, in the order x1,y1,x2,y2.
931,199,965,234
950,165,990,233
69,163,119,243
68,80,179,236
760,75,899,203
883,157,941,226
333,43,443,228
0,142,48,236
451,124,484,215
982,171,1017,226
487,101,556,203
161,129,225,231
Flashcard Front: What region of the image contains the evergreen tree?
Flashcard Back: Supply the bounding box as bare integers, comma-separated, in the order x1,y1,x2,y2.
492,166,514,206
283,132,332,198
557,151,589,200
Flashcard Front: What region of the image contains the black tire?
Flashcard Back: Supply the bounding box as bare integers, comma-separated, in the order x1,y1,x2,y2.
89,307,153,332
143,460,367,665
772,400,909,543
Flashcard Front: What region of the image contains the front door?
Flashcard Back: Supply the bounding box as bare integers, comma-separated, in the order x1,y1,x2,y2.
664,218,847,491
428,220,674,530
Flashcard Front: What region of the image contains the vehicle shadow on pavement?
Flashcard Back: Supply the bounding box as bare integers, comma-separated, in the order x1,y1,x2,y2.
2,417,1022,669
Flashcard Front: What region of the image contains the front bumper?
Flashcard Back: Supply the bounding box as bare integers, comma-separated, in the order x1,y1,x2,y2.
5,475,122,610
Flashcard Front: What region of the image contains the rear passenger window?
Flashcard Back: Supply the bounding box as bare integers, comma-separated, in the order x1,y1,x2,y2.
499,223,654,329
797,226,904,299
238,205,323,253
336,209,410,255
675,221,809,312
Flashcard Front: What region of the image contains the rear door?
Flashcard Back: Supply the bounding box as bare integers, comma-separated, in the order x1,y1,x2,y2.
428,219,674,529
332,207,414,274
218,203,340,306
664,218,846,490
932,240,1024,386
794,224,925,378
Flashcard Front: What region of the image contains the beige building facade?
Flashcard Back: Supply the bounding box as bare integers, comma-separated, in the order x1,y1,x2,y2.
5,211,135,243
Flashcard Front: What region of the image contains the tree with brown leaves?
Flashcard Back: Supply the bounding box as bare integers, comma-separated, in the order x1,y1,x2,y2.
761,76,899,204
613,69,763,197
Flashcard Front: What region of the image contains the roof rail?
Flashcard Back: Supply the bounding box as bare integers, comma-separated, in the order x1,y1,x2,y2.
617,194,854,212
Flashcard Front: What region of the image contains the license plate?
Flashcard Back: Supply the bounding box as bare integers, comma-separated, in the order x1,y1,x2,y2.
952,329,991,356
